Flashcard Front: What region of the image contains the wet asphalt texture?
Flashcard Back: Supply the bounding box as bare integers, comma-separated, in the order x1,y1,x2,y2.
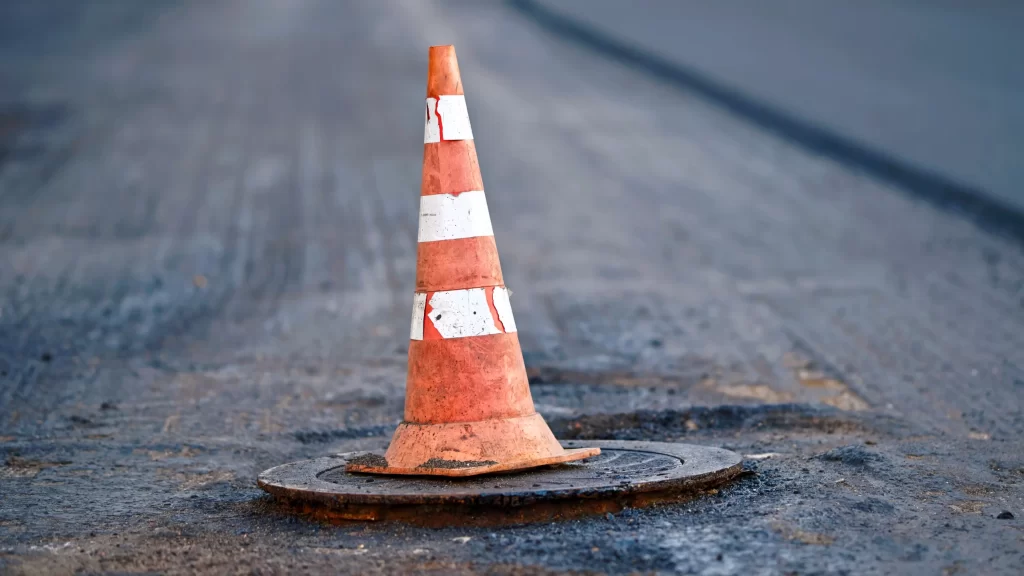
1,1,1023,574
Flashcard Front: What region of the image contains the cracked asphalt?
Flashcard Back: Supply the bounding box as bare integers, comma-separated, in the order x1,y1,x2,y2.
1,1,1022,574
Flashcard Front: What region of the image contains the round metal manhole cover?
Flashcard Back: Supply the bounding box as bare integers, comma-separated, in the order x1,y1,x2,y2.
258,440,742,524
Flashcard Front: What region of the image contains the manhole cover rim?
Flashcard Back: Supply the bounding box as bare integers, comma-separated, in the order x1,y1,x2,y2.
258,440,741,507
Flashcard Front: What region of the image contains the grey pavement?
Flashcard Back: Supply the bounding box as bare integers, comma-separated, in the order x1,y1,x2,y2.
1,1,1022,574
536,0,1024,212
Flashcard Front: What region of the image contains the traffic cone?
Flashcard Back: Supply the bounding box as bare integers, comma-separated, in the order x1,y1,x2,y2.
347,46,600,477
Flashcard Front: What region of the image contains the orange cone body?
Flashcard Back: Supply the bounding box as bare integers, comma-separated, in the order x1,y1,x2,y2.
347,46,599,477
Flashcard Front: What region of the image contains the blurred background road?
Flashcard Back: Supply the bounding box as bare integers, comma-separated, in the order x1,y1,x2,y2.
1,1,1022,573
533,0,1024,212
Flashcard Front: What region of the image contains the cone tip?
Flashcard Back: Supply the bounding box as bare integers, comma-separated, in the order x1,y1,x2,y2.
426,45,463,97
428,45,456,61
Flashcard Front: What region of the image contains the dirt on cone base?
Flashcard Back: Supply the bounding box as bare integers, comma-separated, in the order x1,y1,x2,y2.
347,453,389,469
418,458,498,470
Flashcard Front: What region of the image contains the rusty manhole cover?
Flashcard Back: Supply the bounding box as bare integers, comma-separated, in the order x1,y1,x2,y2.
258,440,742,524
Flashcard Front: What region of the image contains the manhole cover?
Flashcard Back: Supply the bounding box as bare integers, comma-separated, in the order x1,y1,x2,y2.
258,440,742,524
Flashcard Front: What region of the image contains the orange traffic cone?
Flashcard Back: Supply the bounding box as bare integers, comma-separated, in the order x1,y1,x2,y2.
347,46,599,477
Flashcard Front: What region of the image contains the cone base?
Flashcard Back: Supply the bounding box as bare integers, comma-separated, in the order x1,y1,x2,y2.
346,413,600,477
347,446,599,477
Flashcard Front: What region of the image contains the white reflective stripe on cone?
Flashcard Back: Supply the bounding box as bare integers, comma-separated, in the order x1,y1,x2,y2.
418,191,493,242
410,292,427,340
492,287,517,332
427,288,499,339
408,287,518,340
424,95,473,143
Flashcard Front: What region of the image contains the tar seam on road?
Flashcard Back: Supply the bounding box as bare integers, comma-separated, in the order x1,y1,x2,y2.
507,0,1024,245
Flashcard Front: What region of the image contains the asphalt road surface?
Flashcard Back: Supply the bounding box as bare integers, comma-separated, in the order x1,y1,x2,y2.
538,0,1024,213
1,1,1022,574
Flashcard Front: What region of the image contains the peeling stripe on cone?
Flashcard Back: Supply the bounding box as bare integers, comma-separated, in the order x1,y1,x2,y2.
409,286,516,341
425,95,473,143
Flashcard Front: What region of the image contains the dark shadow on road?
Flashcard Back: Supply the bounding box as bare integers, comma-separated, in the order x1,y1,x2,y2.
508,0,1024,244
